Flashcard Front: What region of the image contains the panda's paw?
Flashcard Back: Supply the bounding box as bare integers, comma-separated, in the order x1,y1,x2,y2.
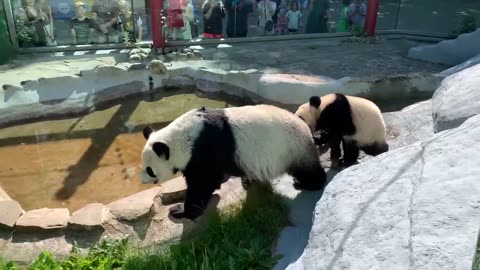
293,180,323,191
169,206,186,219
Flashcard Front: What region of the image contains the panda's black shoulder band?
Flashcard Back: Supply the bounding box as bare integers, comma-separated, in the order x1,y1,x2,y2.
309,96,321,109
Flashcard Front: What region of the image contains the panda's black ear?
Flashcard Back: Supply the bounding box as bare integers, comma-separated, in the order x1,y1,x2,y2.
309,96,321,109
143,126,154,140
152,142,170,160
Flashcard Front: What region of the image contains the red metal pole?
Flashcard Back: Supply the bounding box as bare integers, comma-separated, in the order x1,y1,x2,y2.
365,0,380,36
150,0,166,49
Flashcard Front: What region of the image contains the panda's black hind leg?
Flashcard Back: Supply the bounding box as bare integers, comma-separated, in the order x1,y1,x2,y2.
361,142,389,156
291,163,327,191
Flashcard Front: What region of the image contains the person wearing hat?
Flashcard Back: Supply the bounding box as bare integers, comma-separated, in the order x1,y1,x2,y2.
70,2,95,44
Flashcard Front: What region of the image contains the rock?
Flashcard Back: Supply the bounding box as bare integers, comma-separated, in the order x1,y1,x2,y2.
16,208,70,231
288,114,480,270
159,177,187,205
148,60,168,75
128,54,142,63
383,99,434,150
432,63,480,132
408,28,480,65
177,53,188,61
438,53,480,77
108,187,162,221
68,203,112,231
193,50,202,59
0,186,12,201
0,201,23,229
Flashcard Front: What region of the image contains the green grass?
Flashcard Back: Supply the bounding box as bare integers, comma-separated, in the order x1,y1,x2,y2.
0,183,288,270
473,232,480,270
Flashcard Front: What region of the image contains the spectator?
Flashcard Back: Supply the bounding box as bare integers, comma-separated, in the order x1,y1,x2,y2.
202,0,225,38
117,0,143,43
275,7,287,35
224,0,253,38
348,0,366,35
305,0,329,33
257,0,276,36
70,2,95,45
286,1,302,33
91,0,120,43
336,0,352,32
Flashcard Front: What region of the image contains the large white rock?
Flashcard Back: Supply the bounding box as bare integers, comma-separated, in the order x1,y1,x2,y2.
288,114,480,270
408,28,480,65
438,53,480,77
383,99,434,150
432,63,480,132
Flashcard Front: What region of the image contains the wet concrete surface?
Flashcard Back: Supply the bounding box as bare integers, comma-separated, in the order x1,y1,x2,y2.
0,91,244,212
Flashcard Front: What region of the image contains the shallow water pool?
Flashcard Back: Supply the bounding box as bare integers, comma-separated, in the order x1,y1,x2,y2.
0,91,245,212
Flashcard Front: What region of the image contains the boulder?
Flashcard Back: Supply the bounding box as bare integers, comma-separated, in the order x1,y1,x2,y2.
148,60,168,75
288,114,480,270
438,53,480,77
68,203,112,231
432,63,480,132
408,28,480,65
0,186,12,201
383,99,434,150
16,208,70,232
107,187,162,221
159,177,187,205
0,201,23,229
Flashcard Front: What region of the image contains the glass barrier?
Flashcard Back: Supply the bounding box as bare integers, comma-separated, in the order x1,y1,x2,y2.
7,0,480,47
394,0,480,35
9,0,152,48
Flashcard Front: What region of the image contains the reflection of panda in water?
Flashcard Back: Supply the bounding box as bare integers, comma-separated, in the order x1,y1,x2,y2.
141,105,327,220
295,93,389,167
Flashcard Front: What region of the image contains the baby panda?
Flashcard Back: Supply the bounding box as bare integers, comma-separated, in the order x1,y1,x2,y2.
141,105,327,220
295,93,389,167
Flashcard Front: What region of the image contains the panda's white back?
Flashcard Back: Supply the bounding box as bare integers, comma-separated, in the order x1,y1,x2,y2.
225,104,317,182
344,95,387,145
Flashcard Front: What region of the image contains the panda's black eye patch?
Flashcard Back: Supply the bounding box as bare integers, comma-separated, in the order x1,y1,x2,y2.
146,167,157,178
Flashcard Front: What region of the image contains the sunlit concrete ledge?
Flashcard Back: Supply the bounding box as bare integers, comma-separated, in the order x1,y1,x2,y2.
0,60,443,129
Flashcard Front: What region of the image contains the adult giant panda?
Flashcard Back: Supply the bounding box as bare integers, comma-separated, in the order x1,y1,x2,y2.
141,105,327,220
295,93,389,167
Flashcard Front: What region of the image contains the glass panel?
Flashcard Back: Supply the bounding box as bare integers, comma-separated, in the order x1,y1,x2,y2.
395,0,480,35
9,0,150,48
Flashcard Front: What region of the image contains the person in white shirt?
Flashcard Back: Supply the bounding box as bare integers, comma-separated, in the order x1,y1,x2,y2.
257,0,277,36
286,1,302,33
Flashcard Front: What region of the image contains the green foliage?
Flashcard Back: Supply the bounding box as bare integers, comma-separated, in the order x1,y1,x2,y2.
0,183,288,270
452,11,477,36
0,257,18,270
473,232,480,270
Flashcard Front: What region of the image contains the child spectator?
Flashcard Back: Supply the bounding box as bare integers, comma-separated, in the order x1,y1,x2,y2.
286,1,301,33
70,2,95,45
275,7,287,35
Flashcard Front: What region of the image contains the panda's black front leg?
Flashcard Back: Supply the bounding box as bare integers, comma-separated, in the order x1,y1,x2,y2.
169,174,219,220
